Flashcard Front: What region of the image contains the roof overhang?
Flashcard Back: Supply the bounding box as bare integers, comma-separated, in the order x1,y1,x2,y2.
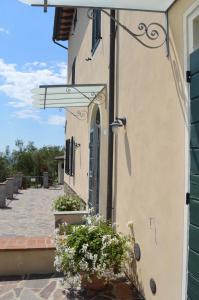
32,84,106,109
53,7,74,41
20,0,176,13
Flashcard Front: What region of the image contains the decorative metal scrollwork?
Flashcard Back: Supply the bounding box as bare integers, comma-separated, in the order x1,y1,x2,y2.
67,109,88,121
133,22,167,48
88,8,167,49
87,8,94,19
93,92,106,105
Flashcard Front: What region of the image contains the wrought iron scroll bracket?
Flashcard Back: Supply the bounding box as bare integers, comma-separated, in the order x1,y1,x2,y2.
67,109,88,121
87,8,169,55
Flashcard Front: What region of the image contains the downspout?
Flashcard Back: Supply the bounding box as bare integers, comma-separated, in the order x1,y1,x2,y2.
107,10,116,221
52,38,68,50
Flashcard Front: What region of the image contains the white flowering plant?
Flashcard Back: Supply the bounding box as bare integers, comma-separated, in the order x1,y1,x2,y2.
53,195,85,212
54,214,130,287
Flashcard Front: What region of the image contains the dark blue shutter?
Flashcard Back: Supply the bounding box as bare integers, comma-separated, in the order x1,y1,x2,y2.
188,47,199,300
65,139,70,175
91,9,101,54
70,136,75,177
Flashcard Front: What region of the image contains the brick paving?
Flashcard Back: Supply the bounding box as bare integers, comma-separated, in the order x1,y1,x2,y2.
0,275,143,300
0,236,55,250
0,186,64,237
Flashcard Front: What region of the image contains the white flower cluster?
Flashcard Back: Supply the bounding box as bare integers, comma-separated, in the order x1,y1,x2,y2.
54,214,130,288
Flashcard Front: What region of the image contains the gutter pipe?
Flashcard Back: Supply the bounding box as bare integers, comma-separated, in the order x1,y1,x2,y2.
107,10,116,221
53,38,68,50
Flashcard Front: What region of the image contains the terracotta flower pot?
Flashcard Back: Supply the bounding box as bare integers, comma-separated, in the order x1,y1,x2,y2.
81,275,108,291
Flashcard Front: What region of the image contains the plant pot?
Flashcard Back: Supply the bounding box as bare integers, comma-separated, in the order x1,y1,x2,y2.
81,275,108,291
54,210,89,227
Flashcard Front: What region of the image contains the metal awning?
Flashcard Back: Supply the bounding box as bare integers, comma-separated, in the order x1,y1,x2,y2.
20,0,176,13
32,84,106,109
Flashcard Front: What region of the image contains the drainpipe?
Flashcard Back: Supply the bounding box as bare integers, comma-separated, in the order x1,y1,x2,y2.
52,38,68,50
107,10,116,221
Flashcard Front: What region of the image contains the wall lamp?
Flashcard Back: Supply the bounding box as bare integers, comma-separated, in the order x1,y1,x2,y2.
75,143,81,149
110,117,127,134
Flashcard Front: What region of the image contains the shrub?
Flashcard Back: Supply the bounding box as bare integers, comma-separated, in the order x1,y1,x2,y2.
53,195,85,212
54,214,131,287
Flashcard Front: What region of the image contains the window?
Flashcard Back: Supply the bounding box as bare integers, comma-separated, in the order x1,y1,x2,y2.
72,57,76,85
65,137,75,176
65,139,70,175
91,9,101,55
69,136,75,176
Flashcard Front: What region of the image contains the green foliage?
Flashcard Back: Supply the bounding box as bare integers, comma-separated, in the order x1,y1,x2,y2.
55,215,130,287
53,195,85,211
0,140,64,182
0,156,10,182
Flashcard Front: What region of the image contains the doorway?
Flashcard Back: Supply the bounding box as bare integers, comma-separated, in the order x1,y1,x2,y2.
88,108,101,214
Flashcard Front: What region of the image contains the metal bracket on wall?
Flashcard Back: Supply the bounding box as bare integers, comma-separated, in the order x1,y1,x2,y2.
87,8,169,56
67,109,88,121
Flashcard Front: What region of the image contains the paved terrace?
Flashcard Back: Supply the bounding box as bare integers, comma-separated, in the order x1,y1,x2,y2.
0,187,64,237
0,275,142,300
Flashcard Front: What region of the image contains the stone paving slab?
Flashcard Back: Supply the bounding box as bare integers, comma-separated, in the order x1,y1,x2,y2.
0,275,143,300
0,187,64,237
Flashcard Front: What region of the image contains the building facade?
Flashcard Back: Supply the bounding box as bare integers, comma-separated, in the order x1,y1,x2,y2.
30,0,199,299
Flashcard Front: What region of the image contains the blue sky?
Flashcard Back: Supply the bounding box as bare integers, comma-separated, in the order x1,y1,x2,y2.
0,0,68,152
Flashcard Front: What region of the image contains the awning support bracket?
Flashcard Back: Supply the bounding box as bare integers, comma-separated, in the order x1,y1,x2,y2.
67,108,88,121
88,8,169,54
35,0,170,55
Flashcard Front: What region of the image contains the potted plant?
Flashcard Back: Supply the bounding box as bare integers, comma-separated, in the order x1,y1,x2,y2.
53,195,88,227
54,214,130,290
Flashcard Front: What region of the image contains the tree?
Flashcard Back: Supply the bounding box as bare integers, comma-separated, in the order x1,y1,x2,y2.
0,156,10,182
0,141,64,183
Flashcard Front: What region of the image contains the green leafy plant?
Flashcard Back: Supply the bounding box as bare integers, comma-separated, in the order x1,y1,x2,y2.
53,195,85,212
54,214,131,287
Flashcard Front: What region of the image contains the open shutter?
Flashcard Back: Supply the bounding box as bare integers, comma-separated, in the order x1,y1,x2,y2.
188,47,199,300
70,136,75,177
88,126,100,213
65,139,70,175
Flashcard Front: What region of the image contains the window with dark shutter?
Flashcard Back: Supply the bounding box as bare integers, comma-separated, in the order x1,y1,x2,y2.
91,9,101,55
72,58,76,85
65,137,76,177
65,139,70,175
70,136,75,176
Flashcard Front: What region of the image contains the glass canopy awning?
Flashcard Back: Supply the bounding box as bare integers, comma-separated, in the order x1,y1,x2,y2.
32,84,106,109
20,0,176,13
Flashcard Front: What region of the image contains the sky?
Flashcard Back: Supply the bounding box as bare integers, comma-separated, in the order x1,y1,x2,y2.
0,0,68,152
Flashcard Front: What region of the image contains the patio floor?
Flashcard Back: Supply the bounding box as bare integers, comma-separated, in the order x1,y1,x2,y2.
0,275,143,300
0,186,64,237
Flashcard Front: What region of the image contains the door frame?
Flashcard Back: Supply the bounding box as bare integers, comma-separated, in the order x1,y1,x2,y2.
88,107,101,214
183,2,199,299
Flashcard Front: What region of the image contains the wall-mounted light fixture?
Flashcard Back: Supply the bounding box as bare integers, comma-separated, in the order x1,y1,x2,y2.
110,117,127,135
75,143,81,149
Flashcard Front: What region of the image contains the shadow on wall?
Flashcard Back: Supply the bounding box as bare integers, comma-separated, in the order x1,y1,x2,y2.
126,224,145,300
68,8,90,79
124,132,132,176
169,40,188,127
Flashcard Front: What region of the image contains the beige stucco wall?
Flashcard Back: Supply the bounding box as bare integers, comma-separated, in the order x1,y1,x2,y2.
0,249,55,276
65,9,110,215
65,1,198,299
